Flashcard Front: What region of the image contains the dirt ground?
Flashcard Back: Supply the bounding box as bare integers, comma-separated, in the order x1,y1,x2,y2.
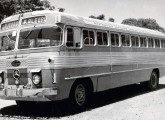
1,77,165,120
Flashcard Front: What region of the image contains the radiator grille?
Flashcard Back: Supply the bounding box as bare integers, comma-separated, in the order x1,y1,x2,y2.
7,68,28,85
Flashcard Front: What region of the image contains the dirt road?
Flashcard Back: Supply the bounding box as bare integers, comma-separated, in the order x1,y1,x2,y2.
1,77,165,120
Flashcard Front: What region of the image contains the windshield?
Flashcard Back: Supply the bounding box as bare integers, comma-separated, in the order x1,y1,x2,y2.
18,27,63,49
0,31,16,51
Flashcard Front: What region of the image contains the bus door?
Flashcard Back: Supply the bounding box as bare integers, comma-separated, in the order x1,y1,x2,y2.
65,26,83,76
66,27,98,80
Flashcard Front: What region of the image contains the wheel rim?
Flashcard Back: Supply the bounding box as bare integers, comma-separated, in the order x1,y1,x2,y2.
151,73,157,88
75,84,86,106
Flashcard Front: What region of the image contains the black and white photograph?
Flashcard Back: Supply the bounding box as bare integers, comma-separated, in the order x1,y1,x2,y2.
0,0,165,120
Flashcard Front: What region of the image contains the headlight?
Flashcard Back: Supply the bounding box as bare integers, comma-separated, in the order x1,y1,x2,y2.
32,74,41,85
0,76,2,83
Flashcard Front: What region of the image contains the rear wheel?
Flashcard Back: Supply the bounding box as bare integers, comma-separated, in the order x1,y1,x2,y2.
147,71,159,90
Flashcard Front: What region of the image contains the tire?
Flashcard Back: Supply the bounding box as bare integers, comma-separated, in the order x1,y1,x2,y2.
70,81,89,109
147,71,159,90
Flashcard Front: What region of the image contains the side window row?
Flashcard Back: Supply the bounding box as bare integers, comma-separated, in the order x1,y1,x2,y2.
66,27,165,48
83,29,108,46
66,27,109,47
112,34,165,48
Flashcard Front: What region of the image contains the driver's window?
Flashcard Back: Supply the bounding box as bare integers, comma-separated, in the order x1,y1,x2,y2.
66,27,81,48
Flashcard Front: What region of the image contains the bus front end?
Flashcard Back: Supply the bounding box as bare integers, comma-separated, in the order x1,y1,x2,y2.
0,11,67,102
0,60,58,101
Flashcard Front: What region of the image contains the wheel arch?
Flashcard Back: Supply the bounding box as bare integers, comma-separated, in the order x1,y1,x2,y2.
69,77,94,97
152,68,160,78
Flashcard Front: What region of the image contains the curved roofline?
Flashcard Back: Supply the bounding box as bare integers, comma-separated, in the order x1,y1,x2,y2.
1,10,165,38
31,10,165,38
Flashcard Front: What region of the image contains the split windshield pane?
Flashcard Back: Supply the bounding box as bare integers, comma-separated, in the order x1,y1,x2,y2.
0,31,16,51
18,27,62,49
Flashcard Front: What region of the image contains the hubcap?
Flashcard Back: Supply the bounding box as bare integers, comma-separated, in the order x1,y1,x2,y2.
75,84,86,106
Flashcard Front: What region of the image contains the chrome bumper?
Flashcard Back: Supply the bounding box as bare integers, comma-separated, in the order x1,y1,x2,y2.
0,88,57,101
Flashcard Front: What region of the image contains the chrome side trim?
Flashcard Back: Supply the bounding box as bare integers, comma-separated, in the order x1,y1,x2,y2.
30,69,41,73
65,66,163,80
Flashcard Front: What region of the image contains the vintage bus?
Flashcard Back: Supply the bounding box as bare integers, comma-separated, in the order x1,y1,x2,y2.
0,10,165,108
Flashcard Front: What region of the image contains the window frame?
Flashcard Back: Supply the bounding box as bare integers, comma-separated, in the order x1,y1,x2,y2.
148,37,154,48
161,39,165,49
110,32,121,47
121,33,131,47
96,30,109,46
131,35,140,48
82,28,96,46
65,26,82,49
140,36,148,48
154,38,160,48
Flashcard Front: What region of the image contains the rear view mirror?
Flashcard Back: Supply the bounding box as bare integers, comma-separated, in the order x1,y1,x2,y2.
12,31,17,37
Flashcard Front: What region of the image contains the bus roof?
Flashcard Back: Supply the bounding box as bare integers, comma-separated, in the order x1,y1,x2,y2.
1,10,165,38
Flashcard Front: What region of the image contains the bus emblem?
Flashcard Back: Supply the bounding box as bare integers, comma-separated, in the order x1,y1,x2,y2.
11,60,21,67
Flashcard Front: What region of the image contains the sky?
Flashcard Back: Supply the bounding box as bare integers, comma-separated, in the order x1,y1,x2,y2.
48,0,165,28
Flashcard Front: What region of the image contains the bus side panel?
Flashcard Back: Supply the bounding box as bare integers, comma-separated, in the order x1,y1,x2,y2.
97,68,152,92
46,67,99,101
159,67,165,78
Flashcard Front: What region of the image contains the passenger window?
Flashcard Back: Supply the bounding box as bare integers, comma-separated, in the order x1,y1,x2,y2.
111,33,119,46
121,34,130,47
83,30,95,45
131,36,139,47
148,38,154,48
140,37,147,48
161,39,165,48
97,31,108,45
155,39,160,48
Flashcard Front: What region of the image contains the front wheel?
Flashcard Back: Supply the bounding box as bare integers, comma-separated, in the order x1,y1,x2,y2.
70,81,89,109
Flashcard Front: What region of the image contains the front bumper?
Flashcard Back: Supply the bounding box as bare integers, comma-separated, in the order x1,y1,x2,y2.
0,88,57,101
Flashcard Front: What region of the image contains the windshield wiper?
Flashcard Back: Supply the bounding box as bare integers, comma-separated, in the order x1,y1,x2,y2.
25,30,33,39
6,33,11,41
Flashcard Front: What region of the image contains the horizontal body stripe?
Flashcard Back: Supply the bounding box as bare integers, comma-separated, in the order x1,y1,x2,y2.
65,66,164,80
0,52,165,69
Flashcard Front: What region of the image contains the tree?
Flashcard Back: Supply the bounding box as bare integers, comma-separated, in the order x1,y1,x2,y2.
15,0,52,12
109,18,115,22
58,8,65,12
89,14,105,20
0,0,17,21
97,14,105,20
0,0,53,22
122,18,165,33
89,15,97,19
122,18,138,26
137,18,160,30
